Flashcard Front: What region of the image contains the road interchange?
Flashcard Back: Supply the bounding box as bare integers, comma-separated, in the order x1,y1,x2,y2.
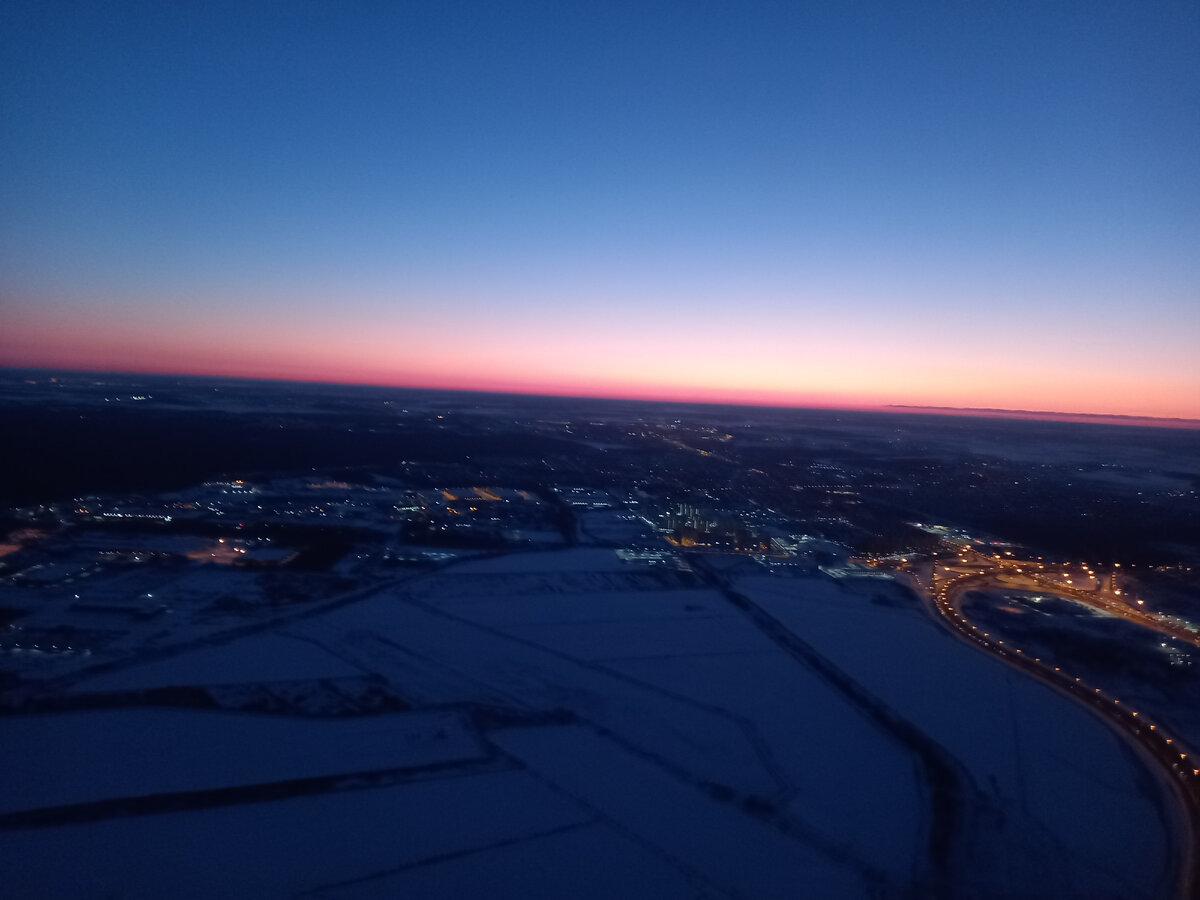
869,548,1200,899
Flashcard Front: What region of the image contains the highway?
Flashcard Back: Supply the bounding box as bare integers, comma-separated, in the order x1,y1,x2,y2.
937,547,1200,649
902,559,1200,900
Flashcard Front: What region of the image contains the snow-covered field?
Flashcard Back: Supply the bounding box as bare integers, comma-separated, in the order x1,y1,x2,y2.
74,632,364,691
739,573,1175,899
1,770,601,899
0,549,1181,898
0,709,484,815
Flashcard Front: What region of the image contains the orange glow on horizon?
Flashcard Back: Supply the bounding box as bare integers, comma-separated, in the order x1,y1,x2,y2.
2,299,1198,425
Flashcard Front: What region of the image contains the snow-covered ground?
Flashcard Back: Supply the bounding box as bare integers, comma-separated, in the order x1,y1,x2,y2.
0,708,484,815
0,548,1181,898
738,572,1175,900
74,632,364,691
0,770,605,899
493,724,866,899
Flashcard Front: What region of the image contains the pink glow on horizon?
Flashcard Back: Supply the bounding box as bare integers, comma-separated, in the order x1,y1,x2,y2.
3,298,1198,423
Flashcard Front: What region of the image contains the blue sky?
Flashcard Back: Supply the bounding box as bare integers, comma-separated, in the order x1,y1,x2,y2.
2,1,1198,416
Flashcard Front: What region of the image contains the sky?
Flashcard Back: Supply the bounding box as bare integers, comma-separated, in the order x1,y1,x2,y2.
2,1,1198,419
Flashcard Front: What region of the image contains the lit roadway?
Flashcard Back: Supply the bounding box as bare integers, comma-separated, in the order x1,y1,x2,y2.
938,547,1200,650
889,552,1200,900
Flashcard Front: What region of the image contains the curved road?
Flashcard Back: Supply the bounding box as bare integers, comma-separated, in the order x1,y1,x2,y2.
918,569,1200,900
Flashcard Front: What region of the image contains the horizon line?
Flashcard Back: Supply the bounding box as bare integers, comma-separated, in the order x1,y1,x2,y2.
4,364,1199,431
